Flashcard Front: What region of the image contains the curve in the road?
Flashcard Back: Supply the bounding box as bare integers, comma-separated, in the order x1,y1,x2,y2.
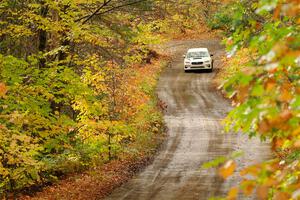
105,39,271,200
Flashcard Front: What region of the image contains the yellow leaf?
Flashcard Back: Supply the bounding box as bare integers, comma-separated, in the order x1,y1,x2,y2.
227,187,238,200
218,160,236,179
292,127,300,136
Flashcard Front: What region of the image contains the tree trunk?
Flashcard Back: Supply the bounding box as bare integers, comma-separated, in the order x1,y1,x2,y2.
38,2,48,68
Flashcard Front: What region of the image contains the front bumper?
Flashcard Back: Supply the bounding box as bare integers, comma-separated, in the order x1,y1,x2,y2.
184,64,212,70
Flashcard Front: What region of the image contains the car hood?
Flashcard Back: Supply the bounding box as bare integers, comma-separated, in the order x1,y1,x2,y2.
185,57,211,62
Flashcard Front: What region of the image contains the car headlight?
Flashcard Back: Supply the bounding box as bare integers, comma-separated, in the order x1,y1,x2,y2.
185,62,191,65
205,60,210,63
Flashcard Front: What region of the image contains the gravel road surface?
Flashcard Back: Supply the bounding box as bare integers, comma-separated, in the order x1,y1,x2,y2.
105,39,271,200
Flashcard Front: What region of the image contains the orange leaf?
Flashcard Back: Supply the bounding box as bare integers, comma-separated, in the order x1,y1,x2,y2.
269,117,290,131
279,88,293,102
264,78,276,91
240,165,261,177
241,179,256,196
258,120,270,134
273,4,282,19
293,139,300,148
272,137,284,151
257,186,269,200
274,192,290,200
296,86,300,94
218,160,236,179
256,22,262,30
279,109,292,122
227,187,238,200
0,82,8,97
237,85,249,102
263,177,277,187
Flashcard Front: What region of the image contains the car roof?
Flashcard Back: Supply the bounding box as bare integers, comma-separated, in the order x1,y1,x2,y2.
187,48,209,52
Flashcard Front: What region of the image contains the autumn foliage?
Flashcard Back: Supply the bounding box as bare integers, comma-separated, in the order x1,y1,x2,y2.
211,0,300,199
0,0,168,197
0,0,221,197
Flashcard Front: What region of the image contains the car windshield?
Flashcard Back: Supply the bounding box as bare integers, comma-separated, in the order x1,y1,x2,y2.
187,51,209,58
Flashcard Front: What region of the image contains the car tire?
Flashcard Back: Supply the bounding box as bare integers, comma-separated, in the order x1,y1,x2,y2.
209,63,213,73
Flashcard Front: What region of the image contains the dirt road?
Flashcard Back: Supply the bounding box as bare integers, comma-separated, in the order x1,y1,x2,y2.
105,39,271,200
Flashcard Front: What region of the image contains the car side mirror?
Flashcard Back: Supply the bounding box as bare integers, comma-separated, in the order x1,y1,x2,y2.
210,54,214,57
183,55,186,58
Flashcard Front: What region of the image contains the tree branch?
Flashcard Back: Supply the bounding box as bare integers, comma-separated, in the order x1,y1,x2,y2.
95,0,148,16
75,0,113,23
76,0,148,24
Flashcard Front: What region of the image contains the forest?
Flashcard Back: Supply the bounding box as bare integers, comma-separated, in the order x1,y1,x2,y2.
0,0,218,198
0,0,299,199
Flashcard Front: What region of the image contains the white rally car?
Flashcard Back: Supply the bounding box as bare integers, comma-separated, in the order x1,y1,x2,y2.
183,48,214,72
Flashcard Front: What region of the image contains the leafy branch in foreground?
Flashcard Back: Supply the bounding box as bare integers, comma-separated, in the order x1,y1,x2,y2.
211,0,300,199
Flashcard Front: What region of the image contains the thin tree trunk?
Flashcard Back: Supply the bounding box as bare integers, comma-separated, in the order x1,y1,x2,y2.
38,2,48,68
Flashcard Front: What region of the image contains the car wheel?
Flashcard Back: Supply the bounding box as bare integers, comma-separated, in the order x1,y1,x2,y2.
209,63,213,73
